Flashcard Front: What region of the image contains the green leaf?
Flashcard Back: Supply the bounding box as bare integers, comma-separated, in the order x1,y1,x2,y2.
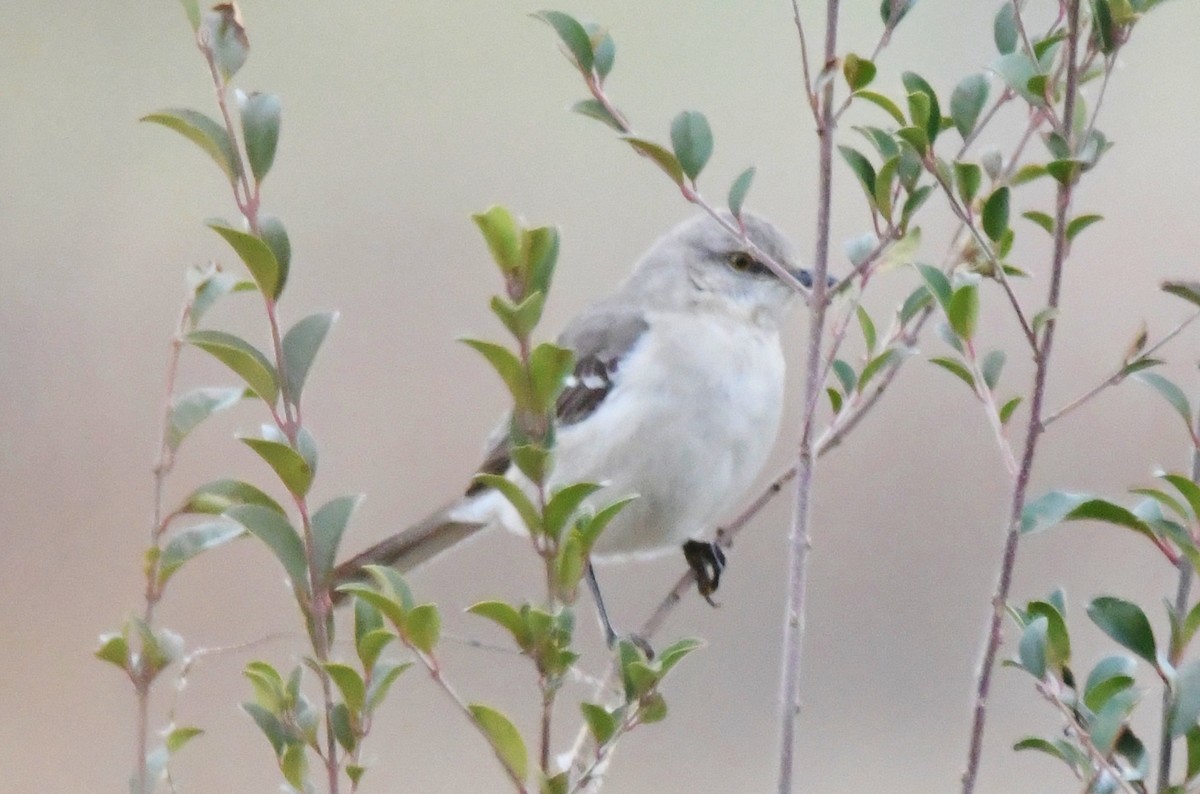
473,206,521,274
953,161,982,206
1021,211,1054,235
1046,159,1083,185
324,663,366,713
1066,214,1103,242
468,601,532,650
241,92,281,184
859,349,901,392
331,703,355,752
901,72,941,141
207,223,282,299
999,396,1022,424
1091,0,1117,54
532,10,594,72
312,494,363,583
585,23,615,80
159,521,244,584
856,306,878,353
1163,280,1200,309
405,604,441,654
931,357,975,388
839,146,877,203
472,474,541,534
1171,661,1200,738
640,691,668,724
179,0,201,33
728,167,756,219
1084,655,1137,712
367,660,411,711
1161,474,1200,524
282,312,337,404
1090,688,1140,755
1013,736,1069,763
981,187,1010,242
896,126,929,158
95,631,130,670
199,5,249,83
951,74,990,138
469,704,528,783
980,350,1005,390
880,0,918,26
226,505,309,590
901,186,934,230
842,53,876,90
854,90,907,126
831,359,856,396
657,637,704,676
570,99,624,132
239,437,314,497
185,330,278,405
1026,600,1071,668
1019,616,1048,678
141,109,241,185
179,478,283,516
167,386,248,451
241,703,287,756
280,742,307,790
947,284,980,340
669,111,713,182
1088,596,1157,665
190,270,254,329
461,339,529,408
1188,725,1200,782
915,264,952,309
543,482,602,541
623,136,685,186
826,387,843,414
991,53,1043,105
523,225,560,296
874,156,899,220
529,342,575,413
165,726,203,753
1132,372,1195,433
993,3,1018,53
576,496,636,549
580,703,617,745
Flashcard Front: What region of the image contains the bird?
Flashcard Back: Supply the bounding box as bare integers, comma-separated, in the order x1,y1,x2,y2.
331,210,815,644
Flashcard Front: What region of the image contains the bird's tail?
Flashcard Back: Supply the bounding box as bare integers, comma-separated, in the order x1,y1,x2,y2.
330,501,486,603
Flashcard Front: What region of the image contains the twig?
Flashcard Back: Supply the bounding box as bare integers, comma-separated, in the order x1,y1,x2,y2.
1041,308,1200,428
777,2,839,792
1158,408,1200,792
789,0,819,124
1036,680,1140,794
960,3,1083,791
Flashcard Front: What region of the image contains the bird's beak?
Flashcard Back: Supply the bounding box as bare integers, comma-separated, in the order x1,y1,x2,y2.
790,268,839,290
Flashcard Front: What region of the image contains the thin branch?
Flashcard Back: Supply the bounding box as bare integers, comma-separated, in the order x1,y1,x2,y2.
777,2,839,791
790,0,820,124
961,3,1083,791
1158,408,1200,792
1036,680,1140,794
1041,308,1200,428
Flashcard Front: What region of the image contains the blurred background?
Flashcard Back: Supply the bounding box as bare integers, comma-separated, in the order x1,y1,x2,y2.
3,1,1200,791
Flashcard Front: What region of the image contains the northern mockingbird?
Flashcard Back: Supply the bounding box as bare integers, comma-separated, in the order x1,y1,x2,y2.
333,211,814,642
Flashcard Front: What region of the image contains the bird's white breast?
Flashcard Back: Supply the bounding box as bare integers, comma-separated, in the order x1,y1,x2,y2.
551,308,786,559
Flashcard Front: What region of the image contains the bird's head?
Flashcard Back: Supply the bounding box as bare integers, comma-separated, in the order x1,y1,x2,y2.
627,211,820,326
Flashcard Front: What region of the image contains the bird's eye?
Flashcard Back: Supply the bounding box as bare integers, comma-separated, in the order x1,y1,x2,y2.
728,252,757,272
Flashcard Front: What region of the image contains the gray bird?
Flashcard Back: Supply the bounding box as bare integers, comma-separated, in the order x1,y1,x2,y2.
333,211,814,642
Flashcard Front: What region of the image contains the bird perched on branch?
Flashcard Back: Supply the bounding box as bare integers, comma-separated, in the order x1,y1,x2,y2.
332,211,816,644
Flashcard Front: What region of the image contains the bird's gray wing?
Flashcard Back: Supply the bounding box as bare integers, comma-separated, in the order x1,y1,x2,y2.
464,306,649,495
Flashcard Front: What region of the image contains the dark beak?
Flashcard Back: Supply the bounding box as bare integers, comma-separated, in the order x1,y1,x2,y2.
791,268,839,290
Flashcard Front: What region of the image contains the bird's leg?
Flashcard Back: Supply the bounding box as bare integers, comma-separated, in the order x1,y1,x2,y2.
682,539,726,607
586,562,654,658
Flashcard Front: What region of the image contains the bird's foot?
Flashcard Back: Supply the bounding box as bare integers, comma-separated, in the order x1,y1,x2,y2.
682,539,727,607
